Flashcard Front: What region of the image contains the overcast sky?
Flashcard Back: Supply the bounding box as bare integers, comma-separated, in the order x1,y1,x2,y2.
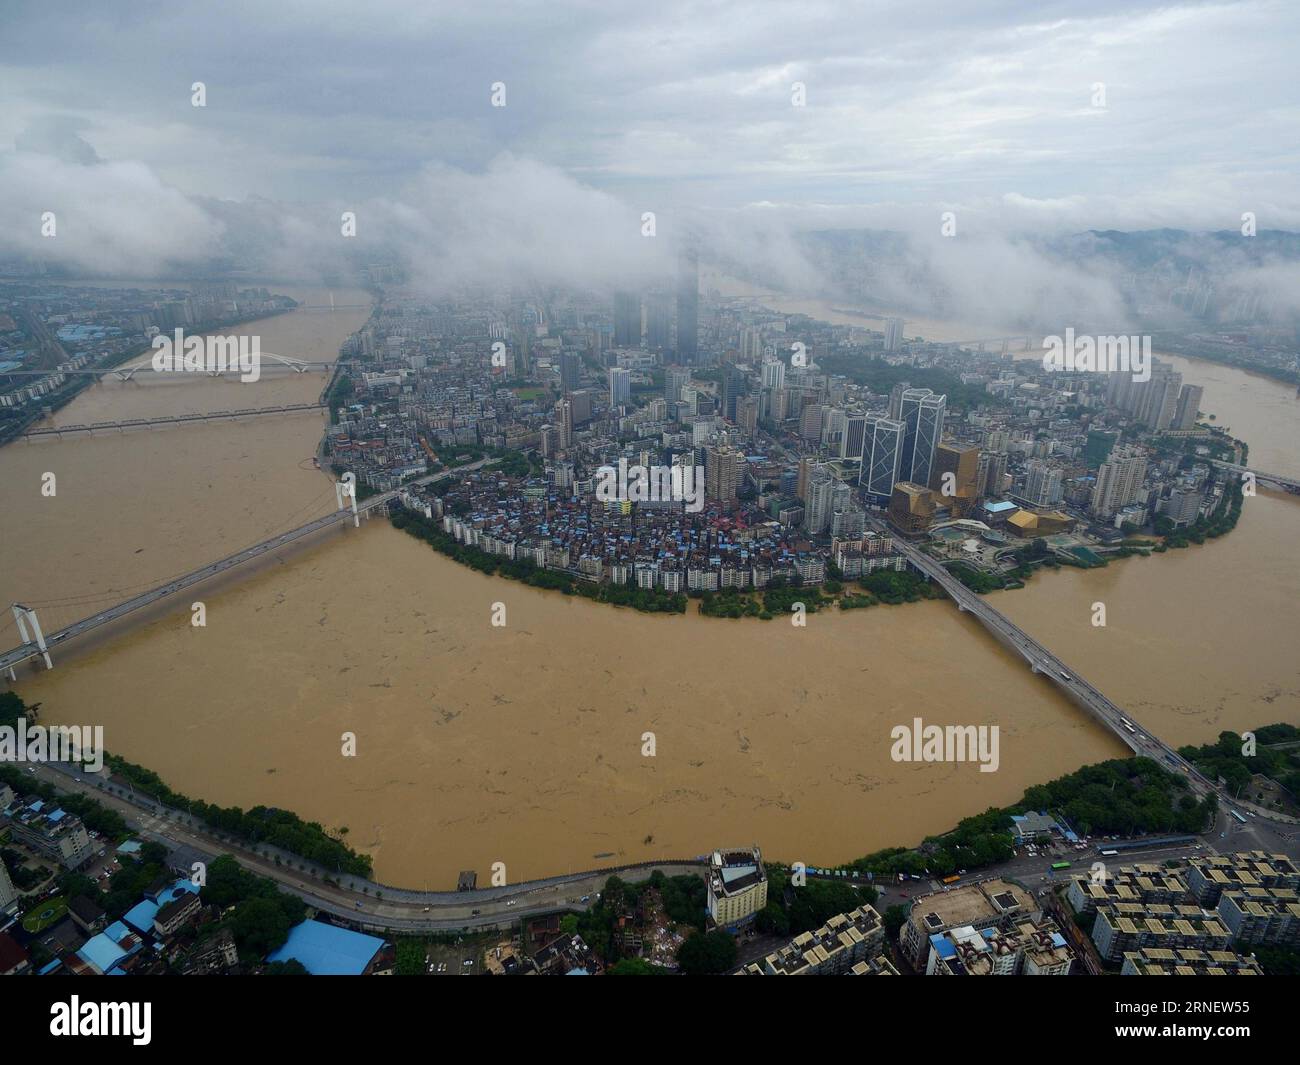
1,0,1297,293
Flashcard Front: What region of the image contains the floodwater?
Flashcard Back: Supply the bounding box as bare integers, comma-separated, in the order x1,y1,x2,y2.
2,286,1297,886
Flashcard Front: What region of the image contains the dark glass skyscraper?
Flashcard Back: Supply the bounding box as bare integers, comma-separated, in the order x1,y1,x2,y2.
861,415,906,503
721,363,747,421
560,351,581,394
644,293,672,352
676,247,699,364
898,387,946,487
613,291,640,348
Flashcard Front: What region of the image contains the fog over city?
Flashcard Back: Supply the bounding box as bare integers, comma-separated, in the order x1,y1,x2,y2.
2,0,1299,324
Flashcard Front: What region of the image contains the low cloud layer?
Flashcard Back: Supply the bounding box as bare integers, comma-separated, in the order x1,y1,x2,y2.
2,0,1298,331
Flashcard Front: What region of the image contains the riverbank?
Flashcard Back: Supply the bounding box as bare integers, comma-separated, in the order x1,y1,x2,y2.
385,477,1245,621
0,306,298,448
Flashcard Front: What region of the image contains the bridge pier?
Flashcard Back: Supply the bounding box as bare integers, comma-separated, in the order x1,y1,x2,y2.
336,477,359,527
11,603,52,671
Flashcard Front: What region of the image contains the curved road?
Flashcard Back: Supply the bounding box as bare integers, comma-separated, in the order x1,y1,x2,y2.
26,762,703,934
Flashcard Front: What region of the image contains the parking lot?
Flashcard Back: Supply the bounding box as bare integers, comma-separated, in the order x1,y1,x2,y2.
422,939,484,975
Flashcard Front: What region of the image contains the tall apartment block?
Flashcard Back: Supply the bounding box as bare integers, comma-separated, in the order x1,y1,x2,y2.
707,846,768,930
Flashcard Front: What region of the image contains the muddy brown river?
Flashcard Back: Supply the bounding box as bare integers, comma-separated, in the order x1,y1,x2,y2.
2,287,1296,885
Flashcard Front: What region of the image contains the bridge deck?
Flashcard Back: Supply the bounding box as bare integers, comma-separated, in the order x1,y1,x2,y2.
23,403,326,436
885,531,1216,795
1,460,487,674
0,492,394,673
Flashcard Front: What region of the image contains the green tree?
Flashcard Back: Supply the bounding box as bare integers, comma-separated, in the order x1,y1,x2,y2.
231,897,293,956
676,929,737,974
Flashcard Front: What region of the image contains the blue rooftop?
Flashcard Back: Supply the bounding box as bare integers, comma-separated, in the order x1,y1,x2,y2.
123,899,159,933
77,922,141,974
266,919,385,975
929,933,957,959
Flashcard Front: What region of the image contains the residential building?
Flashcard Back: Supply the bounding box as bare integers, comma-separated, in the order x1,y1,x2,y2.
884,317,905,352
926,918,1074,976
1184,852,1300,906
900,879,1036,967
3,795,95,869
707,846,768,930
1091,445,1147,520
705,445,743,503
1092,902,1232,961
740,905,885,975
1121,946,1264,976
0,853,16,912
1216,886,1300,946
1024,460,1064,507
608,367,631,407
1173,384,1204,430
1067,864,1188,916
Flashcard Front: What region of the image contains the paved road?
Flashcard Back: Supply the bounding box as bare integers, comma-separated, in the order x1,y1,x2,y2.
25,762,703,933
843,808,1300,915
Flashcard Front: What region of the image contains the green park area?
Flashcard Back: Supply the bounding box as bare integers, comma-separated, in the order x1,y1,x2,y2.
22,895,68,934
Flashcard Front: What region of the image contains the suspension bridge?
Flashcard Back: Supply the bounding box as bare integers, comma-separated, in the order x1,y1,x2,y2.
0,460,490,679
